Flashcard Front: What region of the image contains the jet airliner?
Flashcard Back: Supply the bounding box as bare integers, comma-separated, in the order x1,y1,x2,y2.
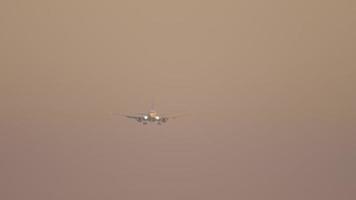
119,108,184,125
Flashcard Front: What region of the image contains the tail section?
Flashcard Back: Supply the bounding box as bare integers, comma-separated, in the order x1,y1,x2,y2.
150,99,156,112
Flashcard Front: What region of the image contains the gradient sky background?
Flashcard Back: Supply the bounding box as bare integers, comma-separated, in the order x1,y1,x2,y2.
1,0,355,199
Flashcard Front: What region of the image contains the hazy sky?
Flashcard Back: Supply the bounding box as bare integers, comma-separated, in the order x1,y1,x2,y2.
1,0,355,199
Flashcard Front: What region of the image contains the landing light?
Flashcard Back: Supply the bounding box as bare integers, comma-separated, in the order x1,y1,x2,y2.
144,115,148,120
155,116,160,120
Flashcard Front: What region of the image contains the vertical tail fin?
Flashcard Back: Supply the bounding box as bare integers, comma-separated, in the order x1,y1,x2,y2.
150,99,155,111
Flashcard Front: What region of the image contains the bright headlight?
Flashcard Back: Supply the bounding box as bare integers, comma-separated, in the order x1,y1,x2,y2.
143,115,148,119
155,116,160,120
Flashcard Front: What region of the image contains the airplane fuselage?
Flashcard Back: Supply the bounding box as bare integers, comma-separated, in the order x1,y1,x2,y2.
143,110,160,122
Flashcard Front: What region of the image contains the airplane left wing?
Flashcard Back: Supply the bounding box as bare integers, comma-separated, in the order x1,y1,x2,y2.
160,113,189,122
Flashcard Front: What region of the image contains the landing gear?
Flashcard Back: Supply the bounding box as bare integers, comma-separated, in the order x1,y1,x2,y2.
143,122,147,125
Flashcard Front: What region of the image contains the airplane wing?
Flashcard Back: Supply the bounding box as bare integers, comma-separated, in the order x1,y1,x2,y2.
125,115,144,120
111,112,144,121
161,113,189,120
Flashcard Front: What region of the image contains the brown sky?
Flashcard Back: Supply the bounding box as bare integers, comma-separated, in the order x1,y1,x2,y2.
1,0,355,199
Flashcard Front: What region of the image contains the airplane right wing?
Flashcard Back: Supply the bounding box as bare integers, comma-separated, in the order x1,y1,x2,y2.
111,112,145,122
125,115,144,120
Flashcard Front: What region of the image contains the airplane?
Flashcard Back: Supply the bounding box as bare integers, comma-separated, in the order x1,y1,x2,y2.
117,106,185,125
